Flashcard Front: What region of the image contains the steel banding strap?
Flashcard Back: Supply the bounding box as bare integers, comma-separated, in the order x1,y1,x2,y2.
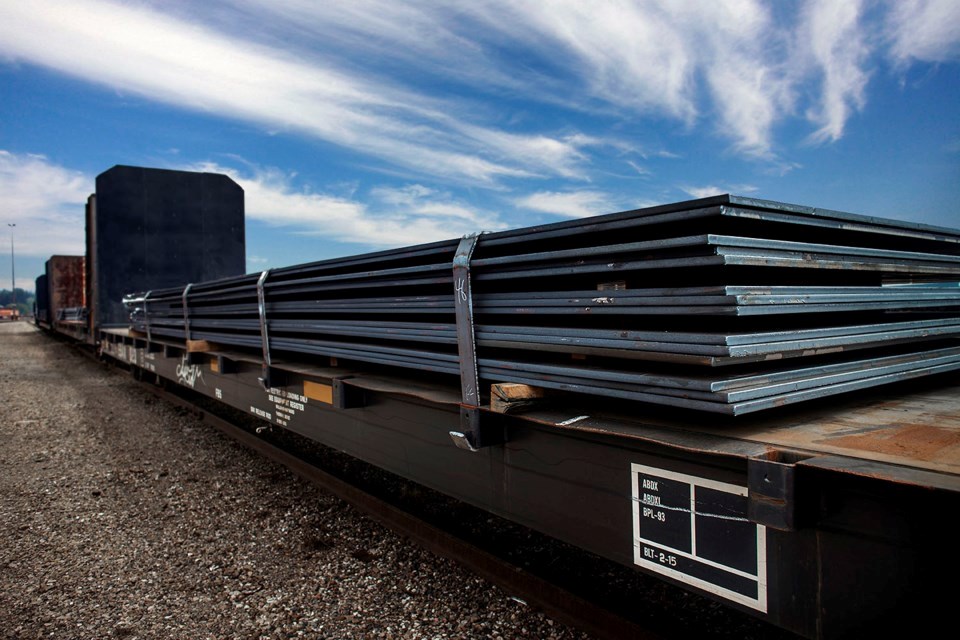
453,234,481,406
181,283,193,342
450,234,487,451
143,290,153,342
257,270,272,387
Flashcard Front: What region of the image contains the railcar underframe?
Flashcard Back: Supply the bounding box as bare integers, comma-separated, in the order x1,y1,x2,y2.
99,328,959,639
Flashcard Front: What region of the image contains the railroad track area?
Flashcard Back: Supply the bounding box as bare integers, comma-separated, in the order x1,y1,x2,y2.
1,321,797,639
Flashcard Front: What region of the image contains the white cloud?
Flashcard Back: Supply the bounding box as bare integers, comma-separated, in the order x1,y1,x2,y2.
489,1,824,157
0,151,90,258
514,190,616,218
233,0,697,121
0,0,811,171
681,185,726,200
484,1,698,121
886,0,960,64
370,184,437,207
761,160,804,178
191,162,505,246
680,184,758,199
703,58,785,157
673,1,790,157
461,0,783,154
1,0,956,184
801,0,870,144
368,185,493,225
0,0,581,185
226,1,535,95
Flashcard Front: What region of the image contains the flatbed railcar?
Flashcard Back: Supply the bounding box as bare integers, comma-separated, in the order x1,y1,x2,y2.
36,173,960,638
98,326,958,639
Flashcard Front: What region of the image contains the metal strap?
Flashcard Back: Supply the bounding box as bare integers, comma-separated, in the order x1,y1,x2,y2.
143,290,152,342
450,234,486,452
453,234,480,406
256,270,272,388
181,283,193,343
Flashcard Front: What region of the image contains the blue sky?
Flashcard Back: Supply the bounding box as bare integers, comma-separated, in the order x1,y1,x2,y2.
1,0,958,292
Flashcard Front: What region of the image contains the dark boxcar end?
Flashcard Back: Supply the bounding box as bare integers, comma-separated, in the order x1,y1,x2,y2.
90,165,245,327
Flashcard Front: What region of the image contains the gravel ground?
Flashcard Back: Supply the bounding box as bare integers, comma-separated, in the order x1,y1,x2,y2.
0,321,591,640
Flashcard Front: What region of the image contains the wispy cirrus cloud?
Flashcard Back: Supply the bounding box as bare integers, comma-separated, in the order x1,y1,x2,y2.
471,1,699,121
0,0,588,186
369,184,496,227
885,0,960,65
474,1,785,160
669,1,790,157
799,0,870,144
189,1,878,159
232,0,960,156
2,0,958,188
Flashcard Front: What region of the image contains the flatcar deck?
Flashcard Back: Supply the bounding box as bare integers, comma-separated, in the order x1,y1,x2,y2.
101,326,960,478
535,374,960,479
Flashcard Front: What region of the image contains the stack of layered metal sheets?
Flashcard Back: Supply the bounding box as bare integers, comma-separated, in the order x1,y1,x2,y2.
125,195,960,415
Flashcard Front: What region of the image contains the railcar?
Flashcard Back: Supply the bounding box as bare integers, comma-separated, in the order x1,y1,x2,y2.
39,169,960,638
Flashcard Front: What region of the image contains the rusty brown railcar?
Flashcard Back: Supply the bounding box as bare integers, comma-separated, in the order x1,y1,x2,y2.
45,255,85,324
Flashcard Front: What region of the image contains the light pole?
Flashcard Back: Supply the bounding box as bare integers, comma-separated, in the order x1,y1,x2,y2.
6,223,14,311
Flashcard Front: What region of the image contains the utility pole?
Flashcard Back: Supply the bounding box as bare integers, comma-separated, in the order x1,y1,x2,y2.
7,223,14,310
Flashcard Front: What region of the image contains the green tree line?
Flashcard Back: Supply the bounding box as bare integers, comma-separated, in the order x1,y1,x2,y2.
0,289,35,315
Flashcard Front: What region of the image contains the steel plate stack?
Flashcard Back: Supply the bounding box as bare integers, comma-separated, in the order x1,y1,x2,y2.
125,195,960,415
